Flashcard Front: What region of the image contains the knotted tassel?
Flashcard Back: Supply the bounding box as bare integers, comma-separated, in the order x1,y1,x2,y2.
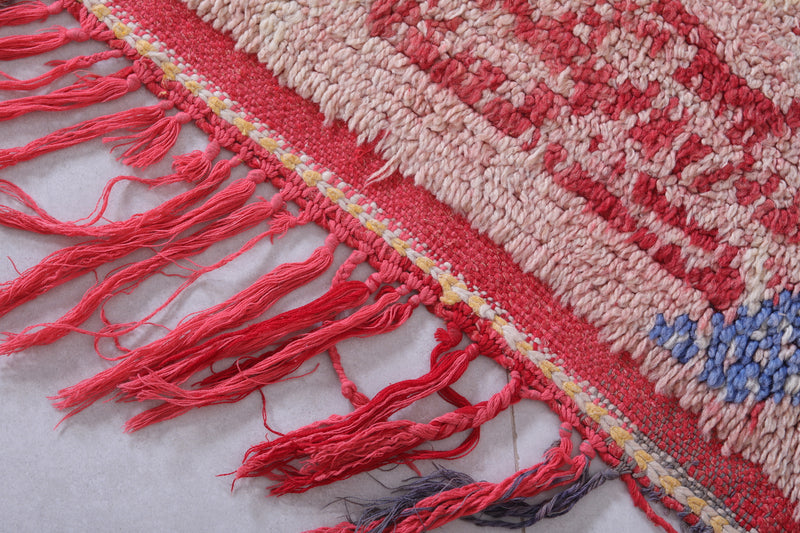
87,142,227,225
54,279,369,421
78,140,222,227
116,281,371,398
0,141,223,237
463,468,621,528
131,284,408,407
0,26,90,61
169,140,219,183
0,100,172,170
235,368,522,495
0,67,140,121
340,468,622,531
0,175,277,356
328,345,370,408
0,165,251,323
0,141,219,236
0,49,123,91
121,285,420,429
315,425,595,533
54,232,339,408
104,110,193,168
225,341,480,485
0,0,63,27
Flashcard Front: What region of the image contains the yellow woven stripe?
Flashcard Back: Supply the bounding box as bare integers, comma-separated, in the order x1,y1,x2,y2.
161,62,180,81
259,137,279,152
281,153,301,170
609,426,633,447
208,96,226,115
633,450,653,470
135,39,153,55
585,402,608,422
415,256,434,274
91,4,110,17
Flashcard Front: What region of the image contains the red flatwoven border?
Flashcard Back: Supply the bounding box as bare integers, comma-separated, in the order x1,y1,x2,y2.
71,0,796,530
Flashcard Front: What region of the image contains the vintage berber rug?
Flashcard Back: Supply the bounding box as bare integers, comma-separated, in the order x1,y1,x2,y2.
0,0,798,530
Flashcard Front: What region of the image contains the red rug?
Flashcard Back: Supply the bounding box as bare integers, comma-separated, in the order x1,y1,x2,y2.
0,0,798,530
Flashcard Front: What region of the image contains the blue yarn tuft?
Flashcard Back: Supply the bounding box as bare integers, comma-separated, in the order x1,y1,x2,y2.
650,289,800,404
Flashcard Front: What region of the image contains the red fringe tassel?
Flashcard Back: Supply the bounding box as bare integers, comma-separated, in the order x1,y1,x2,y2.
0,170,262,346
0,100,172,170
117,282,371,398
238,369,520,495
53,233,341,415
104,111,192,168
0,25,89,61
0,50,124,91
0,67,140,121
0,0,63,28
231,342,485,490
314,425,592,533
120,271,420,430
0,153,234,316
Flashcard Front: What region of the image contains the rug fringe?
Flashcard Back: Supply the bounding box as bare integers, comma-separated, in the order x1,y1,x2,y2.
0,0,63,28
0,24,89,60
0,170,273,353
0,49,123,90
122,276,420,429
0,154,239,319
234,342,508,494
0,66,139,121
118,281,372,398
0,100,172,170
104,110,192,167
0,141,223,238
311,425,603,532
52,231,340,416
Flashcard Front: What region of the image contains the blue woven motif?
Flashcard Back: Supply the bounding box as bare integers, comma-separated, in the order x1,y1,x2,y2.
650,290,800,404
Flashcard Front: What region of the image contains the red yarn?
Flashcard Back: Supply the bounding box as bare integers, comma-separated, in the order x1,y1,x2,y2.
0,182,275,355
0,0,63,27
315,424,590,533
116,281,370,398
0,141,222,237
621,474,680,533
0,67,139,121
0,156,233,316
329,248,368,287
0,49,123,91
104,111,193,168
169,140,220,183
327,345,369,408
52,234,343,417
232,341,478,478
0,26,88,60
76,140,222,226
0,100,171,170
120,283,421,429
0,179,88,235
0,170,257,331
235,366,520,495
